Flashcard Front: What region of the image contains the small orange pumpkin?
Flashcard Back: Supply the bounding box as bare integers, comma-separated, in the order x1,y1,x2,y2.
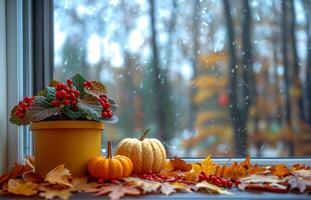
87,141,133,180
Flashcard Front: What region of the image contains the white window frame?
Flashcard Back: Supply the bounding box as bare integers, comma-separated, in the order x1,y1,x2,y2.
0,0,8,174
1,0,34,173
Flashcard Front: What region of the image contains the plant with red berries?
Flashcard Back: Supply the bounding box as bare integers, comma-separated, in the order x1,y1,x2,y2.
10,74,118,125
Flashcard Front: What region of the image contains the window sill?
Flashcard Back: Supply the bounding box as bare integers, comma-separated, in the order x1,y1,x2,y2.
1,158,310,200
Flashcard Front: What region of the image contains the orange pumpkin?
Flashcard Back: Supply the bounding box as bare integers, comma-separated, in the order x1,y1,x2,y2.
87,141,133,180
115,129,166,174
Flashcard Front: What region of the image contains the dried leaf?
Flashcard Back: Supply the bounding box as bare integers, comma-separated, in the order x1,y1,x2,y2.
195,181,233,195
170,157,192,172
125,177,160,194
184,164,201,182
159,182,177,196
162,161,174,171
72,177,104,193
239,174,289,192
288,169,311,193
39,185,73,200
200,155,218,175
271,164,289,177
170,182,194,193
96,184,141,200
8,179,38,196
22,171,43,183
45,164,73,187
24,156,35,171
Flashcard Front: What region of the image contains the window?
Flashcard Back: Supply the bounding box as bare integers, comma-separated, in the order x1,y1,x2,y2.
53,0,311,157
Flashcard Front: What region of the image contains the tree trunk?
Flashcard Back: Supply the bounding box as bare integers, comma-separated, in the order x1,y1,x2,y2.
281,0,294,155
188,0,201,131
281,0,292,127
304,0,311,125
289,0,303,122
149,0,170,142
223,0,248,156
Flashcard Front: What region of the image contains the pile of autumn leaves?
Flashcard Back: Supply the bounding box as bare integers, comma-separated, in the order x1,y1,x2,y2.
0,156,310,200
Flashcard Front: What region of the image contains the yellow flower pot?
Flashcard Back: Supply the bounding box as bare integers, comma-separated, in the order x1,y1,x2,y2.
30,120,104,177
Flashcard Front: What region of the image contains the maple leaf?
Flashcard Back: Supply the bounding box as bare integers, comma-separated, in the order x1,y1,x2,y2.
39,185,73,200
96,184,141,200
45,164,73,187
288,169,311,193
22,171,43,183
238,174,289,192
195,181,233,195
24,156,35,171
248,164,265,175
159,182,177,196
200,155,218,175
71,177,106,193
9,162,32,180
170,182,194,193
271,164,289,177
162,161,174,171
184,164,201,182
8,179,39,196
125,177,161,194
170,157,192,172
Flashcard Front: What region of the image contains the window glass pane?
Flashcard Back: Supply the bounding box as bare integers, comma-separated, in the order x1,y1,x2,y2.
53,0,311,157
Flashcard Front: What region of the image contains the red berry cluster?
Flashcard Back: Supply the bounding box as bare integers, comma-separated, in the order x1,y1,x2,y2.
135,170,183,182
83,80,93,88
198,173,233,188
50,80,80,107
97,178,119,184
98,94,113,118
15,96,35,118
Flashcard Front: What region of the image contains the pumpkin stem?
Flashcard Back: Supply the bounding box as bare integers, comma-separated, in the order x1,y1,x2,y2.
139,128,151,141
107,141,112,159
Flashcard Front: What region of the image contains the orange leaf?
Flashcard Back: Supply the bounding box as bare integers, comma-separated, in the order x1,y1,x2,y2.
8,179,38,196
22,171,43,183
45,164,73,187
200,155,218,175
170,157,192,172
96,184,141,200
162,161,174,171
271,164,289,177
184,164,201,182
39,185,73,200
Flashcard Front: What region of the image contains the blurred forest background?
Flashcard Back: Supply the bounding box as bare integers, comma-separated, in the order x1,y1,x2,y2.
54,0,311,157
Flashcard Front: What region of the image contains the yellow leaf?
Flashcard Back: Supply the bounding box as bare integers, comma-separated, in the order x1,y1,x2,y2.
184,164,201,182
45,164,73,187
200,155,217,175
195,181,233,195
8,179,38,196
170,182,193,193
39,185,72,200
162,161,174,171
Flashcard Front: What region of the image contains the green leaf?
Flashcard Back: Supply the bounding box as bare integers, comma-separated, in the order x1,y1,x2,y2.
62,107,84,120
81,94,98,104
108,99,118,112
99,116,119,123
71,74,87,97
84,81,107,98
9,96,58,125
46,87,56,101
77,100,102,120
25,106,58,122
